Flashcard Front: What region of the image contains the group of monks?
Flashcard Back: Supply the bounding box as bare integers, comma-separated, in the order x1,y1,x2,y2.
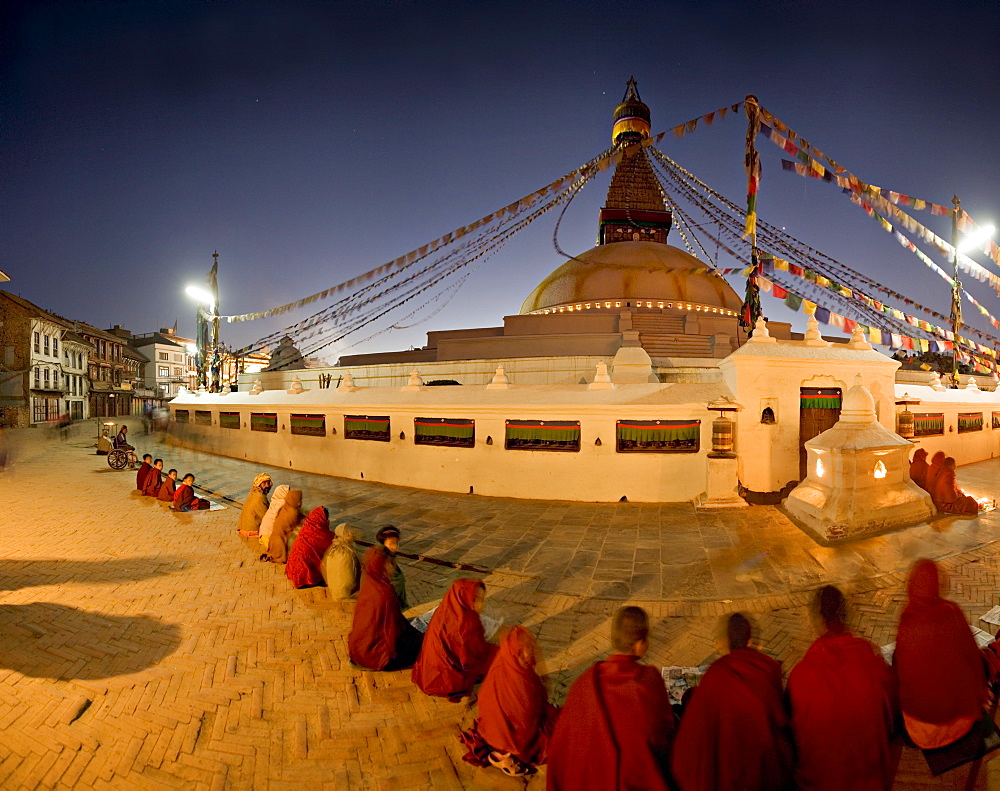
133,454,208,511
340,548,999,788
910,449,980,515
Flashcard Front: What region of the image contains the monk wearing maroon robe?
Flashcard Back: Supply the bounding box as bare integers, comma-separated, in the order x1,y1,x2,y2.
477,626,558,770
672,613,793,791
142,459,163,497
547,606,677,791
909,448,930,490
135,455,152,491
157,469,178,502
895,559,986,749
929,456,979,515
924,451,947,501
412,579,497,701
348,545,423,671
788,585,897,791
172,474,210,511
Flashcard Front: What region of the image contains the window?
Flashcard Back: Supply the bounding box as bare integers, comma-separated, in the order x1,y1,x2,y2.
913,413,944,437
290,414,326,437
958,412,984,433
174,409,189,423
195,410,212,426
414,417,475,448
158,352,169,360
173,354,183,362
219,411,241,430
251,412,278,433
345,415,390,441
158,366,169,378
617,419,701,453
44,335,50,355
43,368,50,388
994,412,1000,430
34,367,40,388
34,332,40,353
505,419,580,452
174,367,182,376
52,338,58,356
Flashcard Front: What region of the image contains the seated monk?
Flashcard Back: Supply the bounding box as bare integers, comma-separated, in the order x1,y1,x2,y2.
787,586,897,791
142,459,164,497
412,579,498,702
321,524,361,600
238,474,272,536
547,606,677,791
264,489,304,564
377,526,408,609
465,625,559,776
895,559,986,749
157,469,178,502
672,613,793,791
286,508,336,588
172,473,210,511
909,448,929,490
135,454,153,491
930,456,979,515
347,544,423,671
924,451,947,497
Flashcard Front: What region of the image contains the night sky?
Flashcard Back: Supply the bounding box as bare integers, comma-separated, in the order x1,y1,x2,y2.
2,0,998,361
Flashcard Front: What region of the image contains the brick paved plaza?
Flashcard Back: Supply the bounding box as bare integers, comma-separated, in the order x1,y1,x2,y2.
2,420,1000,789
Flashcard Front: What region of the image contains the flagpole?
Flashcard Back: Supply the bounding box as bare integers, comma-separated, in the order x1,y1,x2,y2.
739,95,763,334
950,195,962,388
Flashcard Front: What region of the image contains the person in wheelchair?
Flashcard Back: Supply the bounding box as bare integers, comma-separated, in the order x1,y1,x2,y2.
113,425,134,451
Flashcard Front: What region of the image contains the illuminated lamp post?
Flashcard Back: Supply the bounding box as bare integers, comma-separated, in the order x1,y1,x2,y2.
895,393,920,440
950,199,994,387
185,285,215,391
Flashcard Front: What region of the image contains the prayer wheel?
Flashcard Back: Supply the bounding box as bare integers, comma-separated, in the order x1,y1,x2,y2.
897,409,914,439
711,415,734,455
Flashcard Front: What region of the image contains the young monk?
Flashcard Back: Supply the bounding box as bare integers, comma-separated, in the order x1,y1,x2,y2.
142,459,164,497
412,579,498,701
472,625,559,775
264,490,304,564
322,524,361,600
172,474,210,511
930,456,979,515
157,469,178,502
258,485,289,550
924,451,947,499
909,447,930,490
238,474,272,537
286,508,336,588
376,526,408,609
547,606,677,791
672,613,793,791
347,544,423,671
135,454,153,491
787,586,897,791
895,559,986,749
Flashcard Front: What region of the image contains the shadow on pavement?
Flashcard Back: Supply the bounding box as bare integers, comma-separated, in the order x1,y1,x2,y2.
0,602,181,679
0,557,182,592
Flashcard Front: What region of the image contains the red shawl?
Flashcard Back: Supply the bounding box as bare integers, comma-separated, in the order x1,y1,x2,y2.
788,629,897,791
348,545,422,671
412,579,497,699
895,559,985,724
135,461,151,491
929,464,978,514
478,626,557,765
672,647,793,791
142,467,162,497
286,506,334,587
923,451,946,497
909,448,929,489
547,654,676,791
157,477,176,502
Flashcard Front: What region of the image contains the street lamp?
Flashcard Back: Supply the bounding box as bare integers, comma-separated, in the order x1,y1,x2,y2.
185,286,215,391
950,198,995,387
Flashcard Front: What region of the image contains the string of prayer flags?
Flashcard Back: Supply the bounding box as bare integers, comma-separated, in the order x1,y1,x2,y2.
669,101,744,140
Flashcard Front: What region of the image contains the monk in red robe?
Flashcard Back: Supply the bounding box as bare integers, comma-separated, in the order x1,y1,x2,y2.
924,451,947,500
412,579,497,701
909,448,930,490
547,606,677,791
142,459,163,497
929,456,979,515
348,544,423,671
787,585,897,791
476,626,558,772
672,613,793,791
135,455,152,491
157,469,178,502
172,473,210,511
895,559,986,749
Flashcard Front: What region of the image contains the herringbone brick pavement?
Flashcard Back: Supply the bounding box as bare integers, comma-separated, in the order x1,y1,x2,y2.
0,422,999,788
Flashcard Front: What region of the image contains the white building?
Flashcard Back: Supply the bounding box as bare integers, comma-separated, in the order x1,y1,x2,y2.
131,328,196,402
61,331,93,420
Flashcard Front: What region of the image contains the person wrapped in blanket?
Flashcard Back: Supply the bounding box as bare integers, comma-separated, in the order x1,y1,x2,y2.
237,474,272,537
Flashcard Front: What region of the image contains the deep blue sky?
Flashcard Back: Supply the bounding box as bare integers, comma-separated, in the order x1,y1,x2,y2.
2,0,998,361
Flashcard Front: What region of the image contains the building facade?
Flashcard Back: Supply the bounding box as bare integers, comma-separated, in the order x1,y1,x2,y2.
131,328,196,402
61,331,93,421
